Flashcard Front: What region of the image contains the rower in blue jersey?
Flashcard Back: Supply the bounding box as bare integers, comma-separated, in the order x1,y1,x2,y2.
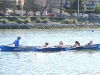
13,36,21,47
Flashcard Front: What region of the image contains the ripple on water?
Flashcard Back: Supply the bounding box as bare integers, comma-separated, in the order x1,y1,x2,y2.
1,51,100,75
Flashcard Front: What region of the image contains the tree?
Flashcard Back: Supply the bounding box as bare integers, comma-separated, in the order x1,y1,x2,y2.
46,0,55,15
0,1,3,11
0,0,15,17
64,0,87,16
47,0,63,17
93,4,100,14
12,1,16,17
72,0,86,12
60,0,63,17
79,0,87,13
25,0,38,16
25,0,47,17
2,0,6,13
25,0,30,17
69,0,76,16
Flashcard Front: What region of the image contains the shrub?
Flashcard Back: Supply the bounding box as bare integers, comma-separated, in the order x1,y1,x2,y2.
36,18,41,23
73,19,78,24
24,18,32,23
61,19,78,24
17,18,32,24
64,19,72,24
6,17,17,21
41,19,49,23
0,19,9,24
40,17,46,19
93,4,100,14
31,17,37,20
60,20,65,23
17,18,25,24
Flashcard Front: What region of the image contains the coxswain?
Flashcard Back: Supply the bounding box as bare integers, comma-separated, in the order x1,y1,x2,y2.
13,36,21,47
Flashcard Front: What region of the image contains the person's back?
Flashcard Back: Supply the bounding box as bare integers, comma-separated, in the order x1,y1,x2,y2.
13,40,19,47
13,36,21,47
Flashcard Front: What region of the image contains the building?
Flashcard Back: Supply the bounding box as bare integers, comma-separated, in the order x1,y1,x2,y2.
64,0,100,9
85,0,100,8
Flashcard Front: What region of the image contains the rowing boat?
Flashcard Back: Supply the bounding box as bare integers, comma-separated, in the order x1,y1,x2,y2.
0,46,66,52
0,44,100,52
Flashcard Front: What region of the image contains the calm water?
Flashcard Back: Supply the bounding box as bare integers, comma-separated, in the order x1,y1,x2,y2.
0,29,100,75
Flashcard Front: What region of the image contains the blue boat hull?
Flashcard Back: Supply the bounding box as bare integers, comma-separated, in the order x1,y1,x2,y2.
0,46,66,52
0,44,100,52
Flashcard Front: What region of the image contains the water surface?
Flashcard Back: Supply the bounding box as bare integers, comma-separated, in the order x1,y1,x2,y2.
0,29,100,75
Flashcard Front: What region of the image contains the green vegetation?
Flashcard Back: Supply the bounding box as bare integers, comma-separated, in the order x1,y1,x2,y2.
93,4,100,14
60,19,78,24
17,18,32,24
0,17,100,29
0,17,78,24
63,0,87,14
0,19,9,24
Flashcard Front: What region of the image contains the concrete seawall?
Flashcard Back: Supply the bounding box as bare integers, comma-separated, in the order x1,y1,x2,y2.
0,23,100,29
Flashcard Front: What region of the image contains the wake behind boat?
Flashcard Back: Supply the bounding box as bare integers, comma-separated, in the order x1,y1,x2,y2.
1,44,100,52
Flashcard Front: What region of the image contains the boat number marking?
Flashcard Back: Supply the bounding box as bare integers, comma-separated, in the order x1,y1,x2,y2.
14,48,30,50
84,45,97,48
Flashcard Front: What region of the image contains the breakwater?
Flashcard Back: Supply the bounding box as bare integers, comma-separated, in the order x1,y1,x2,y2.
0,23,100,29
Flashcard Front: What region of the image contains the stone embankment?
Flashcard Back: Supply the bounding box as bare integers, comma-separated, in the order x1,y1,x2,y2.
0,23,100,29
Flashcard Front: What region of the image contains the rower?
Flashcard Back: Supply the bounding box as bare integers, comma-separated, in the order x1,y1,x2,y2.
71,41,80,48
37,42,49,48
13,36,21,47
58,41,63,48
42,42,49,48
54,41,63,48
66,41,80,48
86,41,93,46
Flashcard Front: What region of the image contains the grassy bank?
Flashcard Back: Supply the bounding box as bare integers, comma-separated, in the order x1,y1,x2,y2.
0,23,100,29
0,16,78,24
0,16,100,29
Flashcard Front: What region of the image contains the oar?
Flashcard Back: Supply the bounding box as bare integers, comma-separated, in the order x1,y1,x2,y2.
7,43,13,46
8,44,13,45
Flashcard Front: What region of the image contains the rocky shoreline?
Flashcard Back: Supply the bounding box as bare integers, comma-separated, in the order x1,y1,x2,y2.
0,23,100,29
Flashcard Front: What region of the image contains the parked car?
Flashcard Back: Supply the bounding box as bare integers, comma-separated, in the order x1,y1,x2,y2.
72,13,77,17
46,13,55,17
89,13,99,18
23,13,30,16
0,12,4,16
78,13,88,17
72,13,88,17
10,13,20,16
6,8,12,13
55,13,66,17
35,13,40,16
